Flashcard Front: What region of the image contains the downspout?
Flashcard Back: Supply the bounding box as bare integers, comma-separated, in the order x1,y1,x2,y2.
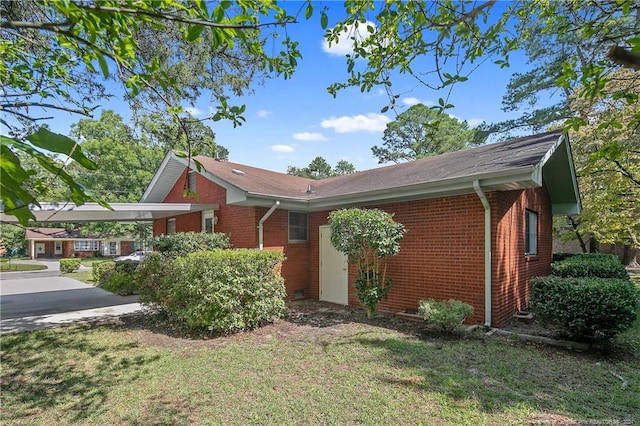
258,201,280,250
473,180,492,327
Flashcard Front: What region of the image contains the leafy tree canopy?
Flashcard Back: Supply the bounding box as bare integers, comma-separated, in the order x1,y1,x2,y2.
372,104,478,164
1,0,306,224
327,1,639,135
569,69,640,251
287,156,356,179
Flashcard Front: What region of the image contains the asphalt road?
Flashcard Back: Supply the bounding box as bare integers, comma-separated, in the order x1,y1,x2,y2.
0,267,141,333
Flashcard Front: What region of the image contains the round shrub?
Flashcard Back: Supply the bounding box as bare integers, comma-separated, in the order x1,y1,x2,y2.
551,253,629,279
418,299,474,332
530,276,639,340
93,261,115,285
59,258,81,273
153,232,231,258
136,249,286,334
99,270,138,295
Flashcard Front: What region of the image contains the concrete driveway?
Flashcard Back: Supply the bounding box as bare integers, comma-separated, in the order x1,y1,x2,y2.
1,261,142,334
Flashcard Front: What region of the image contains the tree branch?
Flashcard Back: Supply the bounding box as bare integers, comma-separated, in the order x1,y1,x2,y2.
2,102,95,116
76,4,295,30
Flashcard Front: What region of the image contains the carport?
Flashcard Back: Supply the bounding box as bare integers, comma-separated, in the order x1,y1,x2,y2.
0,202,218,223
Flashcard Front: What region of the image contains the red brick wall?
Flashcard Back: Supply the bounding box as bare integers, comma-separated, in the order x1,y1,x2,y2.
261,208,310,298
308,188,553,328
492,187,552,326
63,241,74,258
120,241,134,256
309,194,487,324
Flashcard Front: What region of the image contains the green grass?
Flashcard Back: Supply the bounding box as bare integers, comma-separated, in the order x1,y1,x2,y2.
81,258,112,267
62,270,95,284
2,306,638,425
0,262,47,272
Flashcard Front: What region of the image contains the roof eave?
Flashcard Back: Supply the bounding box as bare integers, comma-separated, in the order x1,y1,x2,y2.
306,168,539,211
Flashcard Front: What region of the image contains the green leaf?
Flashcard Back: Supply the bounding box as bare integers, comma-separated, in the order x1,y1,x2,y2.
186,25,205,42
97,55,109,78
305,3,313,19
26,128,98,170
321,11,328,29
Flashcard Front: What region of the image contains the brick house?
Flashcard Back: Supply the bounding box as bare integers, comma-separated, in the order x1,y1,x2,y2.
141,131,580,327
25,228,135,259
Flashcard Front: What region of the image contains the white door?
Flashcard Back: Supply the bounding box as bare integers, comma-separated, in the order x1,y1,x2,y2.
35,243,45,258
54,241,63,255
319,225,348,305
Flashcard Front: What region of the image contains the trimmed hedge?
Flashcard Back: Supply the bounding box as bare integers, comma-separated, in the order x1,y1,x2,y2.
59,258,81,273
552,252,578,263
530,276,639,340
93,261,115,284
136,249,286,334
153,232,231,257
551,253,629,279
92,261,137,295
100,270,138,295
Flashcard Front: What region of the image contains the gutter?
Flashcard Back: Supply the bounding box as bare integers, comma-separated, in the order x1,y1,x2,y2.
473,180,492,327
258,200,280,250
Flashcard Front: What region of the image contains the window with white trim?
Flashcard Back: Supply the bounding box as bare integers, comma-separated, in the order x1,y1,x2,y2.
202,210,214,233
167,218,176,235
74,240,99,251
525,210,538,255
288,212,308,242
188,171,196,193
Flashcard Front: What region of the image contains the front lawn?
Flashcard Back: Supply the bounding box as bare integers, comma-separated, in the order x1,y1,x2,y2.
1,302,638,425
0,261,47,272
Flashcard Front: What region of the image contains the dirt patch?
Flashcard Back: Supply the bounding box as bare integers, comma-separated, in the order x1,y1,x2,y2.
106,301,434,349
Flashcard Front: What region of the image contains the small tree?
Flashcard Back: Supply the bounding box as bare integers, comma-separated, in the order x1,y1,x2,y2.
328,208,406,319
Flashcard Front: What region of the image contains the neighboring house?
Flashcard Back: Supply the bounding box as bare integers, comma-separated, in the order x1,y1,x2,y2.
25,228,135,259
141,130,581,327
101,236,136,257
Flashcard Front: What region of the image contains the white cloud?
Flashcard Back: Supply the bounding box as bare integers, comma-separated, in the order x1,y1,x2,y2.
402,97,421,106
467,118,485,128
448,114,485,128
321,113,390,133
402,97,434,107
270,144,294,153
292,132,328,141
322,21,377,56
184,107,203,116
257,109,271,118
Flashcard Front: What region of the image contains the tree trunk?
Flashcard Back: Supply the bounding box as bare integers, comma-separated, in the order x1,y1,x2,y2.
365,306,375,319
622,245,639,267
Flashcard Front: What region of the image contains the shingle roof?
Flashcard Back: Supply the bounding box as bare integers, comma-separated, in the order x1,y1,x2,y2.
195,130,562,200
142,130,579,213
193,156,314,199
25,228,84,240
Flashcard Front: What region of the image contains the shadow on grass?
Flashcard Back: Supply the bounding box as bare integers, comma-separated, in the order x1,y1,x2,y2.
350,333,638,423
1,327,161,423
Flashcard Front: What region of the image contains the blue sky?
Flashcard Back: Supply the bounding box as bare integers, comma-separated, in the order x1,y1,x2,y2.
43,2,537,174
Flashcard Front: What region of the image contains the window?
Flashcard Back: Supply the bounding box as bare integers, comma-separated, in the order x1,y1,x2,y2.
74,240,99,251
202,210,214,233
167,218,176,235
188,171,196,193
288,212,308,242
525,210,538,255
